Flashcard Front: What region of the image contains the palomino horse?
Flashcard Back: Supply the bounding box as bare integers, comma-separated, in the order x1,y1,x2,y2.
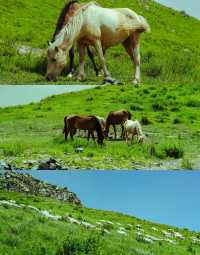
46,2,150,83
63,115,104,144
47,0,99,80
104,110,132,139
123,119,146,143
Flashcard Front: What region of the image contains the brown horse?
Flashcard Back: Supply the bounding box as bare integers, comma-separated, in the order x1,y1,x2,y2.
104,110,132,139
63,115,104,145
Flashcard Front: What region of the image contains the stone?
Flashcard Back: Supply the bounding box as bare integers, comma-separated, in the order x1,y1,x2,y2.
0,171,81,205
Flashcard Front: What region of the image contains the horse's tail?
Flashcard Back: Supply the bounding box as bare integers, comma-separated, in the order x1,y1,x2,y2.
63,116,68,134
94,117,104,144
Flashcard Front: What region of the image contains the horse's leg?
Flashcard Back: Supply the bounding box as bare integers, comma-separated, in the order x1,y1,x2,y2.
94,40,116,84
68,47,75,78
121,124,124,139
132,33,141,84
70,129,74,140
113,125,117,140
122,34,141,84
87,131,90,141
87,46,99,76
91,131,95,142
77,43,86,81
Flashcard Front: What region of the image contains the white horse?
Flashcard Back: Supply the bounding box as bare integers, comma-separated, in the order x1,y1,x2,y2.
46,2,150,84
123,119,146,143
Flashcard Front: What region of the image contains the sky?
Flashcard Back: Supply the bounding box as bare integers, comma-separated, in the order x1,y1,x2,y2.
155,0,200,20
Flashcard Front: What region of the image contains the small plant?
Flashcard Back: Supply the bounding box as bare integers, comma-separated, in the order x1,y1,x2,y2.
164,145,184,159
141,116,151,125
181,159,193,170
152,103,165,112
173,118,182,124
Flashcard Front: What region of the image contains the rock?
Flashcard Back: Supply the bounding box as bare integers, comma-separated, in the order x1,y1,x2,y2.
37,157,62,170
75,147,84,153
0,171,81,205
0,160,14,171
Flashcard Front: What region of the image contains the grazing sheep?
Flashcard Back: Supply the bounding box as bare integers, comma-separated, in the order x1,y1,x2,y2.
124,120,146,143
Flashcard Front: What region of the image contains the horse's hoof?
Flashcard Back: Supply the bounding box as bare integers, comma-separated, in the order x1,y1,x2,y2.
103,78,123,85
132,79,141,86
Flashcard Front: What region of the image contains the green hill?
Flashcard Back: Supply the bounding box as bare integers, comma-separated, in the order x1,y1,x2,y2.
0,0,200,84
1,189,200,255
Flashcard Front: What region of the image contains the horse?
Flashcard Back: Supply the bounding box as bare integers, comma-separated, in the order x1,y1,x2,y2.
123,119,146,143
46,1,150,83
63,115,104,144
104,110,132,139
47,0,99,81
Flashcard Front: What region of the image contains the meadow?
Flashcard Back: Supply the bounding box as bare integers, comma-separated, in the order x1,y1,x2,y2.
1,190,200,255
0,84,200,169
0,0,199,84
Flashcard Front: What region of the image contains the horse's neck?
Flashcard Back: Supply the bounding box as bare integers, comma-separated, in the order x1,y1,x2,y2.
53,10,84,48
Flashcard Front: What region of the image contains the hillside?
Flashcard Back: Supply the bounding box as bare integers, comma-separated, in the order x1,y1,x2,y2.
0,0,200,84
1,188,200,255
0,84,200,170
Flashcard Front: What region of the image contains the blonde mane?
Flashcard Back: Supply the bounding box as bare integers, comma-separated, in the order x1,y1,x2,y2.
50,2,98,49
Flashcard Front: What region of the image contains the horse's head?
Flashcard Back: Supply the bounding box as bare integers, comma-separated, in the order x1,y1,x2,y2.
46,43,68,81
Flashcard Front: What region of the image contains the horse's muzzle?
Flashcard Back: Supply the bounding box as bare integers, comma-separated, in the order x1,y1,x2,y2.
46,74,57,82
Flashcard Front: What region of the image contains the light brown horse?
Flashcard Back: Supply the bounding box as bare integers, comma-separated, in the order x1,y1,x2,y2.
104,110,132,139
63,115,104,144
46,2,150,83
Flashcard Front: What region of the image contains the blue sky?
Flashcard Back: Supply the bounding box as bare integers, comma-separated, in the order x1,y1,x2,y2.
155,0,200,19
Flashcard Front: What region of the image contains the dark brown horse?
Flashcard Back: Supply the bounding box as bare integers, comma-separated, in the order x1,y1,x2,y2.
47,0,99,81
104,110,132,139
63,115,104,145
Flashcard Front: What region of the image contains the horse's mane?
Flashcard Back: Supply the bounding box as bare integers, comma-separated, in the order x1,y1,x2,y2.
52,0,79,42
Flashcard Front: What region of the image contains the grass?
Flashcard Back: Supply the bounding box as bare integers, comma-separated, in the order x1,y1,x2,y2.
0,0,200,84
0,190,200,255
0,84,200,169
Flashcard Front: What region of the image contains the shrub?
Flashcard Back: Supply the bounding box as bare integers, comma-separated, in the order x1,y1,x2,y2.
130,104,144,111
56,231,105,255
141,116,151,125
173,118,182,124
164,145,184,159
152,103,165,111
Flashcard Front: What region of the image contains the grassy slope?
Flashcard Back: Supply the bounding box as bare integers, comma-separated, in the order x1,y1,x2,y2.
0,0,200,84
0,190,200,255
0,84,200,170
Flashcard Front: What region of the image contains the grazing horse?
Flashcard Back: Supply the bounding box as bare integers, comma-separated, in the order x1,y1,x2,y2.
46,1,150,83
123,119,146,143
104,110,132,139
63,115,104,144
47,0,99,81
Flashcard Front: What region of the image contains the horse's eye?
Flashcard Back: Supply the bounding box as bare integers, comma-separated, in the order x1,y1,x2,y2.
52,58,56,62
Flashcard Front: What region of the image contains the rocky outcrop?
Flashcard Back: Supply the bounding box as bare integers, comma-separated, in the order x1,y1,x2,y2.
0,171,81,205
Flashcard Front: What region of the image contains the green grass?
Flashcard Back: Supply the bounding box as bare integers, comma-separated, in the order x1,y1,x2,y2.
0,0,200,84
0,84,200,169
0,190,200,255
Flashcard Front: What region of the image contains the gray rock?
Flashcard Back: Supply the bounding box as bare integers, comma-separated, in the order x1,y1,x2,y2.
0,171,81,205
37,157,62,170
